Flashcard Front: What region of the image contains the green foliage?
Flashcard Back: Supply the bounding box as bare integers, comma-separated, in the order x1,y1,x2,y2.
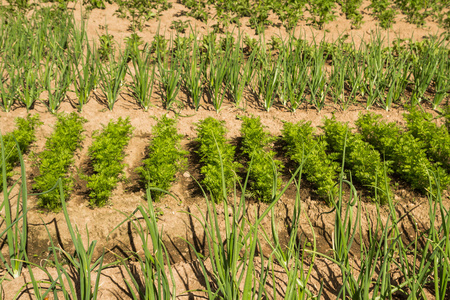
240,116,283,202
196,117,241,201
0,115,41,191
404,107,450,171
136,115,188,201
34,113,86,211
369,0,396,28
342,0,363,28
356,113,450,193
86,117,133,207
170,20,189,34
308,0,337,29
323,117,392,203
282,121,339,202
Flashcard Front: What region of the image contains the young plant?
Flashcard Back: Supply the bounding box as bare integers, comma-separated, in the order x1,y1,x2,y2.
356,112,450,193
257,53,281,112
0,60,21,112
323,117,392,204
306,45,329,111
40,56,72,114
129,50,156,111
157,48,182,110
282,121,339,202
404,107,450,171
0,114,41,192
136,115,187,201
97,50,128,110
196,117,241,201
181,36,205,110
240,116,283,202
86,117,133,207
205,43,230,112
34,113,87,211
19,62,41,111
73,45,97,112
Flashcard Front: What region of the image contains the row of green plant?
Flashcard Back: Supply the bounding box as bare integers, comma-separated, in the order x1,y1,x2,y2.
3,109,450,209
240,116,283,202
85,117,133,207
2,126,450,299
0,115,41,192
136,115,187,201
0,6,449,114
33,113,87,211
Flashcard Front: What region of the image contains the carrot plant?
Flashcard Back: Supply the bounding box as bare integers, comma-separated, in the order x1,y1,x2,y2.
323,117,392,204
404,107,450,171
282,121,339,202
0,114,41,192
196,117,241,201
86,117,133,207
240,116,283,202
356,112,450,193
34,113,87,211
136,115,187,201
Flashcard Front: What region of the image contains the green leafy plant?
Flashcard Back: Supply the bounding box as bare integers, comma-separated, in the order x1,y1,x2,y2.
282,121,339,202
136,115,187,201
170,20,189,34
323,117,392,203
86,117,133,207
240,116,283,202
356,112,450,193
129,49,156,111
0,115,41,192
196,117,241,201
34,113,87,211
404,107,450,171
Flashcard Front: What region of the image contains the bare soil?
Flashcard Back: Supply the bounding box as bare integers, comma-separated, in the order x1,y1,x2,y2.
1,0,450,299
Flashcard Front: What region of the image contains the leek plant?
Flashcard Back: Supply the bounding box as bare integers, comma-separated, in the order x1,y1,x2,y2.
129,49,156,111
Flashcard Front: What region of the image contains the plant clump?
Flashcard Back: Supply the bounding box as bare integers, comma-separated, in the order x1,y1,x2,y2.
34,113,86,211
196,117,241,201
136,115,188,201
240,116,283,202
86,117,133,207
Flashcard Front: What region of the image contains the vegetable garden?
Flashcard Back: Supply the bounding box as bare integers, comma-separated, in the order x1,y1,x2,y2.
1,0,450,299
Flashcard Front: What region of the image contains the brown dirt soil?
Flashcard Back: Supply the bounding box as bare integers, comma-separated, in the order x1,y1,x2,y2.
1,0,450,299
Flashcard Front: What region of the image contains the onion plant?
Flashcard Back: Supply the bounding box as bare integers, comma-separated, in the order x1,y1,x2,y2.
19,62,41,111
0,133,29,279
226,37,255,109
157,46,182,110
97,50,128,110
205,41,229,112
111,189,176,300
362,37,385,109
257,48,281,112
40,56,71,114
181,36,205,111
0,60,21,112
307,46,329,111
432,54,450,110
411,39,441,105
73,44,97,112
129,49,156,111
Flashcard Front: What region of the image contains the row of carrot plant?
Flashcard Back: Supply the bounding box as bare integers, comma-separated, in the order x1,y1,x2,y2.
1,6,450,114
2,108,450,211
